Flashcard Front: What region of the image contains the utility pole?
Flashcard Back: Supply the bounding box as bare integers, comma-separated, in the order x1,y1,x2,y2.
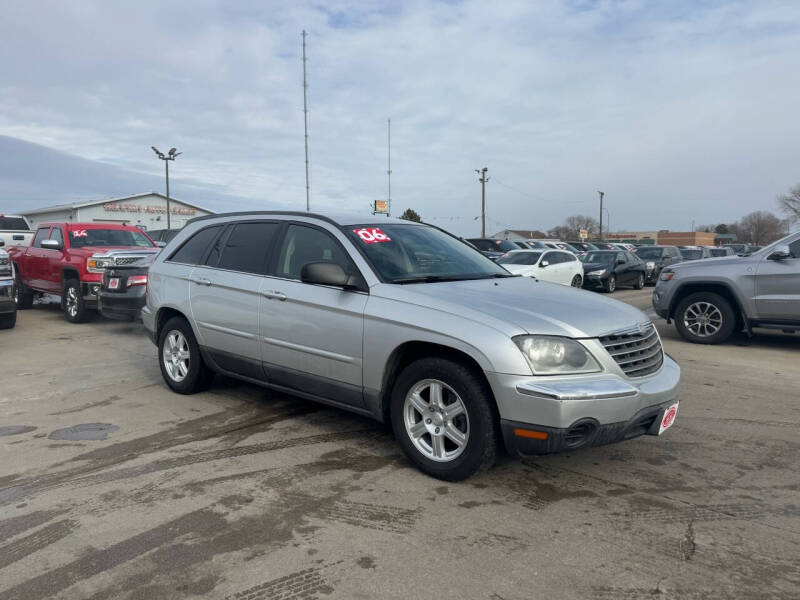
598,191,605,241
151,146,181,229
387,117,392,217
302,30,310,212
475,167,489,236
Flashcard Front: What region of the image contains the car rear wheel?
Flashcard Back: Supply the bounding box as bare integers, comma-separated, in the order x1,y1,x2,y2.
634,273,645,289
571,274,583,288
15,272,33,309
61,279,89,323
390,357,497,481
604,274,616,293
674,292,736,344
158,316,215,394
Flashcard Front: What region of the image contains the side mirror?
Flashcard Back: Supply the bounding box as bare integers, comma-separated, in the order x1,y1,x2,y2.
767,245,791,261
301,262,358,289
0,239,4,246
155,241,167,248
539,260,549,267
41,239,63,250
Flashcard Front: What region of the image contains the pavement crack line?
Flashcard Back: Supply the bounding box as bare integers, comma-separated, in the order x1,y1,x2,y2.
680,519,696,562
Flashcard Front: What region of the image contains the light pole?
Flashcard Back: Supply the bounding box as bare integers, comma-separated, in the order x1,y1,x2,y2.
602,207,610,239
475,168,489,237
151,146,182,229
598,191,605,241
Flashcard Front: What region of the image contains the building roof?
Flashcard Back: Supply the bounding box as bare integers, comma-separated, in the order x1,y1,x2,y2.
20,192,215,216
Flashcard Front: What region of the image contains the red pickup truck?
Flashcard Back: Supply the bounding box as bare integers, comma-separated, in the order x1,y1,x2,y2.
8,222,159,323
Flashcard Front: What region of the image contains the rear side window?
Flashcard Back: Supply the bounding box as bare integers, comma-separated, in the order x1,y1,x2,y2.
169,225,223,265
216,222,280,274
32,228,50,248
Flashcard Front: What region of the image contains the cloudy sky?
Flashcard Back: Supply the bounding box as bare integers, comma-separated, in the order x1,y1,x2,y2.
1,0,799,236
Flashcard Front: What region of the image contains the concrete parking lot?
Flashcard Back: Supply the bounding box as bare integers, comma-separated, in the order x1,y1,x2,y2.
1,290,798,600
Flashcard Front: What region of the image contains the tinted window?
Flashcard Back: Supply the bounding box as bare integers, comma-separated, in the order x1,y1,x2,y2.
32,228,50,248
680,249,703,260
625,251,638,262
635,247,663,259
0,217,29,230
277,225,356,280
498,252,542,265
169,225,223,265
216,222,279,274
49,227,63,245
69,229,153,248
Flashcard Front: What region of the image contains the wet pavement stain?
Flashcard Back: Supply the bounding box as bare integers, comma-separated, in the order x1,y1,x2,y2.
0,426,37,437
48,423,119,441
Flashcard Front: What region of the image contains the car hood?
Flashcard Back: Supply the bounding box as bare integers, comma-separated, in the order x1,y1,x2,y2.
372,276,649,338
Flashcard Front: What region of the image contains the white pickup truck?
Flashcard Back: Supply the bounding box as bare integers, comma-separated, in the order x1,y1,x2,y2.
0,215,34,247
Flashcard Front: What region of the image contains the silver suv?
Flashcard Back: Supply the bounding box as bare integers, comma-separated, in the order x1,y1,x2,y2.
143,212,681,480
653,231,800,344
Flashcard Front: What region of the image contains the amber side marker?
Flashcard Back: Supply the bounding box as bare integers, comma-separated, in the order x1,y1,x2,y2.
513,428,548,440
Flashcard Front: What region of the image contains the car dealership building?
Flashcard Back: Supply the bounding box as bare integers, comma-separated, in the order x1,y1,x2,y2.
20,192,214,232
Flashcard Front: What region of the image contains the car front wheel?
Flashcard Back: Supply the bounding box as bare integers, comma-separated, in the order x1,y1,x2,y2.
571,274,583,288
604,274,616,293
158,316,215,393
674,292,736,344
390,357,497,481
62,279,89,323
634,273,645,289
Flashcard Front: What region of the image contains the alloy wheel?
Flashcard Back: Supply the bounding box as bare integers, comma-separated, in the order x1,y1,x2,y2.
683,302,723,337
163,330,191,382
66,287,78,318
403,379,470,463
571,275,582,287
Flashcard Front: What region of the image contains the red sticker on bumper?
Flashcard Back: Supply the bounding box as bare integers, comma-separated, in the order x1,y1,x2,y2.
354,228,391,244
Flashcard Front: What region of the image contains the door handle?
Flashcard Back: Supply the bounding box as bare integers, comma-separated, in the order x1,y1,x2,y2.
262,290,287,301
191,277,212,286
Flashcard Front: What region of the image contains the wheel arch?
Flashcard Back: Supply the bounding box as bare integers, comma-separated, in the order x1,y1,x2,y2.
155,305,197,343
668,282,745,327
378,341,499,424
61,267,80,286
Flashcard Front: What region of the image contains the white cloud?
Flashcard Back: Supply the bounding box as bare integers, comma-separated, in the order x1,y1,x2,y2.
1,0,799,234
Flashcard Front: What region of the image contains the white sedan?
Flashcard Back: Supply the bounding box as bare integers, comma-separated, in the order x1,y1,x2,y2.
497,249,584,287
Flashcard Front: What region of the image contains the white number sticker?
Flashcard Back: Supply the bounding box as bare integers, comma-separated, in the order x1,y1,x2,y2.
354,228,391,244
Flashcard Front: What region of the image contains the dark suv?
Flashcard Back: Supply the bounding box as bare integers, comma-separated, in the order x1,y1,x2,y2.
465,238,519,261
634,245,683,284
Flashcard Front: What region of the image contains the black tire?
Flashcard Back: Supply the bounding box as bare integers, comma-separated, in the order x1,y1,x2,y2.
634,273,645,290
390,357,498,481
15,271,33,309
604,274,616,293
0,310,16,330
158,316,215,394
571,274,583,288
61,279,90,323
674,292,736,345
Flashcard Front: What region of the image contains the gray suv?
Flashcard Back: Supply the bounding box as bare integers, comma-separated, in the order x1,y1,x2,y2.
653,232,800,344
143,212,681,480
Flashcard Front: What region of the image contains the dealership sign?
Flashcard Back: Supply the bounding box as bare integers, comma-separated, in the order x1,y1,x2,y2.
103,203,196,216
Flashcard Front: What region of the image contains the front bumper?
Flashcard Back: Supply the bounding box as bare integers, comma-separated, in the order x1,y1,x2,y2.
651,283,674,319
80,280,102,309
486,355,680,455
582,274,609,289
98,288,146,320
0,278,15,314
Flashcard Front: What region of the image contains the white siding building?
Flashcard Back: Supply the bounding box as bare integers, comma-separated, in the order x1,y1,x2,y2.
20,192,214,231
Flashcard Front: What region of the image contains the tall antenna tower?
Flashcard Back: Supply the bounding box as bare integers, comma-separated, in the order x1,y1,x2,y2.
387,118,392,217
302,30,310,212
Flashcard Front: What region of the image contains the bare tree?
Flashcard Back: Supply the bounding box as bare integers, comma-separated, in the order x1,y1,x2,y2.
548,215,599,240
777,184,800,223
730,211,787,245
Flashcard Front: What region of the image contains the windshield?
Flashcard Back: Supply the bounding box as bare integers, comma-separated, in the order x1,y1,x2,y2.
497,252,542,265
347,224,512,283
69,228,154,248
581,251,615,264
680,249,703,260
635,247,664,259
466,238,518,253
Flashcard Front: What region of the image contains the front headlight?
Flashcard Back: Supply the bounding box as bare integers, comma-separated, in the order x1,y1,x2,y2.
646,261,655,270
587,269,606,276
87,257,113,273
514,336,602,375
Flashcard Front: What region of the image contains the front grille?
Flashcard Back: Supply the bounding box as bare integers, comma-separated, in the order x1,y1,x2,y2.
114,256,144,266
600,323,663,378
